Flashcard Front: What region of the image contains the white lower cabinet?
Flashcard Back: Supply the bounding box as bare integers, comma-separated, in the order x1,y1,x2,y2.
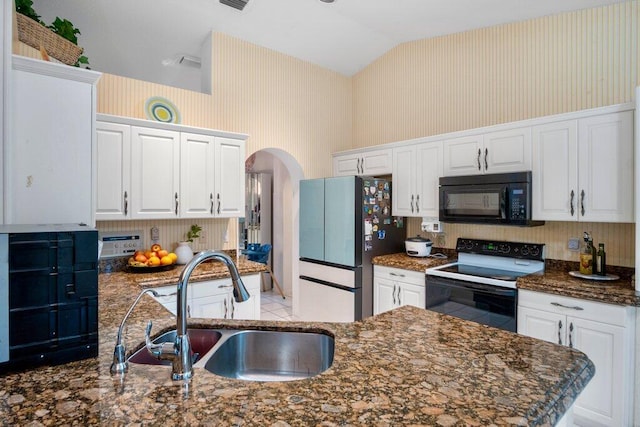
518,290,635,427
373,266,425,315
151,274,261,320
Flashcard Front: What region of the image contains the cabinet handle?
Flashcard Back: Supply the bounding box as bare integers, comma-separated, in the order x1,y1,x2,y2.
484,148,488,171
357,158,362,174
124,191,128,216
397,287,401,306
477,148,481,171
217,193,221,215
389,272,406,278
557,320,563,345
392,285,397,305
550,302,584,311
231,298,235,319
224,298,228,319
570,190,575,216
175,192,179,216
65,283,76,296
410,195,414,213
416,195,420,213
568,322,574,348
187,304,191,318
210,193,214,215
218,284,234,289
580,190,585,216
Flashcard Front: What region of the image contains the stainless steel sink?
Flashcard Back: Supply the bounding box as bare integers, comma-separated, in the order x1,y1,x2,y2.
204,330,334,381
128,329,222,366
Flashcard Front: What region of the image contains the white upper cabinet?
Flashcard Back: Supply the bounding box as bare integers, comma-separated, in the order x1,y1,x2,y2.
392,141,443,217
9,56,101,226
131,126,181,219
96,122,131,220
96,115,247,220
533,111,633,222
180,132,215,218
216,138,245,217
333,148,392,176
443,128,531,176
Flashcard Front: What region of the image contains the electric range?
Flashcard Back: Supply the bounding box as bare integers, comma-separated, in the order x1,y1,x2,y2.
424,238,545,331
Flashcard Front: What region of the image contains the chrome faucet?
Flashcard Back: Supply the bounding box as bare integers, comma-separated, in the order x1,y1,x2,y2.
110,288,160,374
145,251,250,380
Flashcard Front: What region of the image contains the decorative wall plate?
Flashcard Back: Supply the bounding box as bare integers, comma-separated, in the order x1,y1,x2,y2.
144,96,181,123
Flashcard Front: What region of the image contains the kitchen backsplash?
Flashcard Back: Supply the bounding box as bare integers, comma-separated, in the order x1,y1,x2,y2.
97,218,238,254
407,218,635,268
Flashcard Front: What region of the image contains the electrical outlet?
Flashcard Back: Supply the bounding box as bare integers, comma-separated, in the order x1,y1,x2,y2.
223,230,229,243
200,233,207,244
568,237,580,251
150,226,159,243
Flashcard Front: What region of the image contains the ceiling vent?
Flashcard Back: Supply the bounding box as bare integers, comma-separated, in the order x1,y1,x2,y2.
219,0,249,11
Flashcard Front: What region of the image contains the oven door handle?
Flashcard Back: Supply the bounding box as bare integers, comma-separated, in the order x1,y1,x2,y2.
427,277,516,297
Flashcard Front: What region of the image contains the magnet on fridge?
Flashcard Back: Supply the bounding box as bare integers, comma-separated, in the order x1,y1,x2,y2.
383,218,391,225
378,182,384,191
372,225,378,232
384,192,390,200
372,215,379,224
370,186,376,195
363,205,369,213
378,230,386,240
368,208,373,214
373,205,380,212
364,186,370,195
365,242,373,251
365,234,372,241
384,182,389,191
383,206,390,216
369,197,376,204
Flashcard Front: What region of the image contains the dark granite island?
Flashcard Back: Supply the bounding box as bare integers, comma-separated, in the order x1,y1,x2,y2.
0,271,594,426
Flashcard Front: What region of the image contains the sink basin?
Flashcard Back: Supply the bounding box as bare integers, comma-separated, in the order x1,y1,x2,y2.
204,330,334,381
128,329,222,366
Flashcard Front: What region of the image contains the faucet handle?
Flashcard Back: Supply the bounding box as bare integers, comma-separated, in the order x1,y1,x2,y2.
145,321,176,360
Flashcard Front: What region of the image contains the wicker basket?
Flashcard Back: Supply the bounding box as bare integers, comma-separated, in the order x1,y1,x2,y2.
16,13,83,65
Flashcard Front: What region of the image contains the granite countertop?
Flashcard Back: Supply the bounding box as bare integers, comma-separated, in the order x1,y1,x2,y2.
0,265,594,425
374,253,640,307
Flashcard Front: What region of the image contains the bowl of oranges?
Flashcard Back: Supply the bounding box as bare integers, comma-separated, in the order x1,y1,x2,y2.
127,244,178,273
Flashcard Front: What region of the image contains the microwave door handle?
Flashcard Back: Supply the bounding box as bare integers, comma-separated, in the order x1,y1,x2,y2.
500,188,507,219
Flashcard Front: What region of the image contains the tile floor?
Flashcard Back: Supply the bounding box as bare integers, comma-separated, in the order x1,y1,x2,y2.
260,288,293,321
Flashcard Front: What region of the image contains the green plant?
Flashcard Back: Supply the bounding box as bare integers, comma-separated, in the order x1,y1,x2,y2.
15,0,90,67
186,224,202,243
15,0,41,23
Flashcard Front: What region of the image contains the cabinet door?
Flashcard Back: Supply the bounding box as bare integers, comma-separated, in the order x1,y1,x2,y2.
373,277,398,315
483,127,531,174
362,149,392,176
517,306,566,346
392,145,418,216
570,316,626,427
398,282,425,309
180,132,215,218
234,274,261,320
130,127,180,219
215,137,245,217
10,64,96,225
190,293,230,319
96,122,131,220
443,135,483,176
531,120,578,221
333,154,360,176
578,111,634,223
416,141,443,217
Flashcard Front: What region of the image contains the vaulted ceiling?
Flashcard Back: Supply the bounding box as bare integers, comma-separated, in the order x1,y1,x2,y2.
32,0,627,91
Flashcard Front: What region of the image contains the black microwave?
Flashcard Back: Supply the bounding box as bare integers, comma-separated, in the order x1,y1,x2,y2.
439,171,544,226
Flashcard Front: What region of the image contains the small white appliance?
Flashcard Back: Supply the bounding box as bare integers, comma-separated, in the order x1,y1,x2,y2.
99,230,144,259
405,236,432,257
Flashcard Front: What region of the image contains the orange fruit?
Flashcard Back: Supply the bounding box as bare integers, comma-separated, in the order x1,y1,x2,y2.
145,250,156,259
160,255,173,266
168,252,177,262
151,244,162,252
147,256,161,266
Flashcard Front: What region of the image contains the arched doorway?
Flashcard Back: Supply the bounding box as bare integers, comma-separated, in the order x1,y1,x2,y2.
245,148,304,319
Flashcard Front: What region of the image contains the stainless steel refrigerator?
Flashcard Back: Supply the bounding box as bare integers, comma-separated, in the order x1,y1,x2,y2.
298,176,405,322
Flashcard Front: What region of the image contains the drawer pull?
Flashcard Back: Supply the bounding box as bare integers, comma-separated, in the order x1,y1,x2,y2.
218,284,234,289
550,302,584,311
389,272,406,278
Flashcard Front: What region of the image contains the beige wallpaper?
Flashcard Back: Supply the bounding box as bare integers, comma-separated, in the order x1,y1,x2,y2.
14,2,640,265
354,1,640,267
